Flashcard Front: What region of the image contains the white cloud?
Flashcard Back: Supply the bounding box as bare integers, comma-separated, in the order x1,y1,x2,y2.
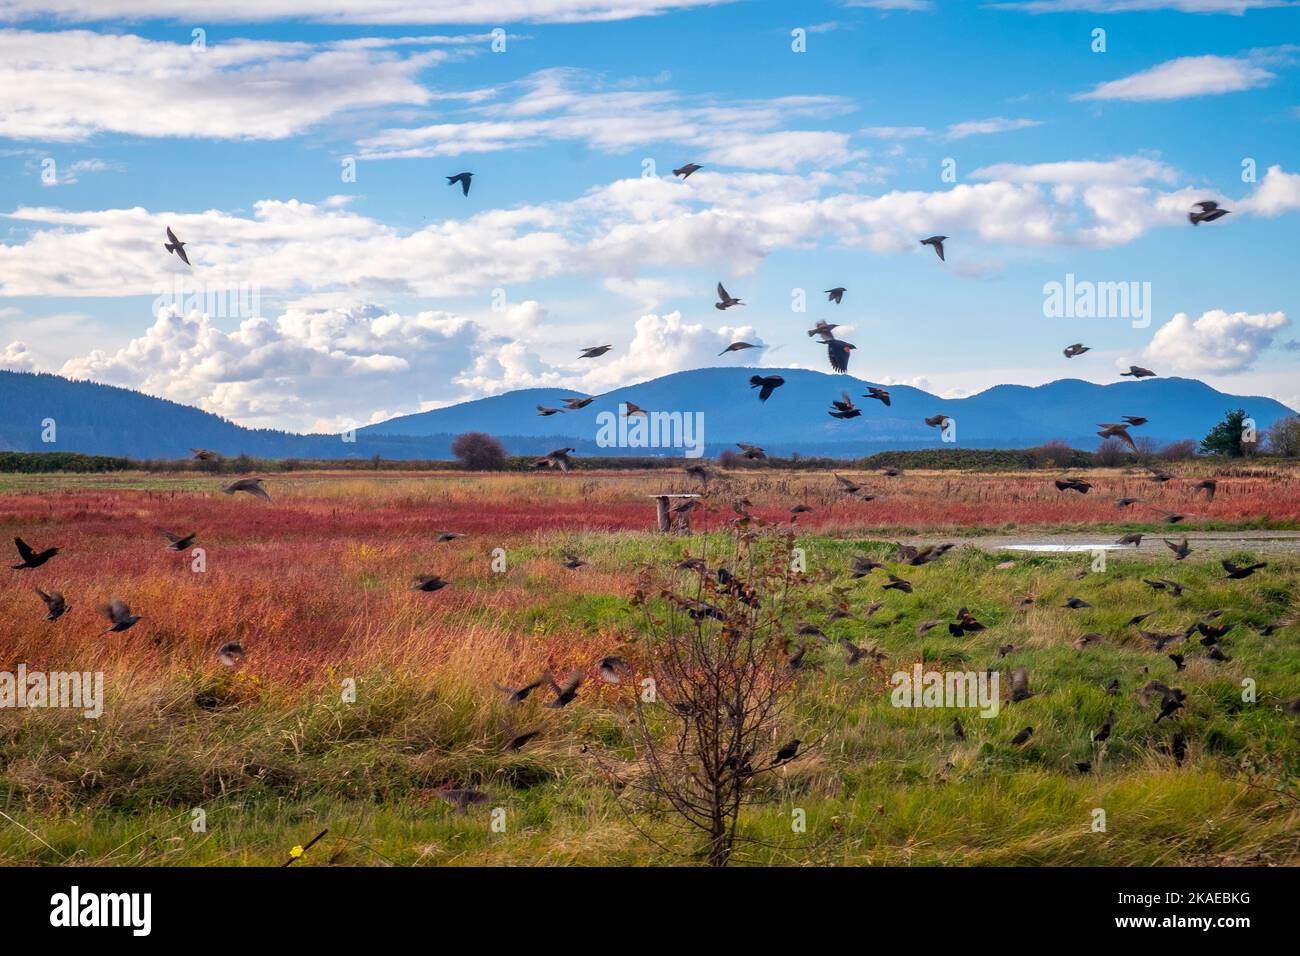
970,155,1178,185
1143,309,1290,373
1238,164,1300,216
993,1,1294,12
1074,54,1275,102
944,117,1042,139
0,28,465,141
0,0,732,23
0,341,39,372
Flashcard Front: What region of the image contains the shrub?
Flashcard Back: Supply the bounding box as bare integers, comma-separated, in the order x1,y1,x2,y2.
451,432,507,470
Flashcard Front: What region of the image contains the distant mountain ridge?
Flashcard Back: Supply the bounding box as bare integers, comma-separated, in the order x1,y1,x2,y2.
0,368,1294,461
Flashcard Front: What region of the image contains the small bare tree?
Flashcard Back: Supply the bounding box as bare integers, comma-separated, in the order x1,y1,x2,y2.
614,527,814,866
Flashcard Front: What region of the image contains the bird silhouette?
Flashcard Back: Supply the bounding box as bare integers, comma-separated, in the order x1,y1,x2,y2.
825,287,846,304
12,536,58,569
1188,200,1229,225
164,226,191,266
222,478,271,501
35,587,68,621
101,599,141,632
579,345,612,358
715,282,743,310
1121,365,1156,378
1063,343,1090,358
920,235,947,261
446,172,473,195
672,162,701,179
749,375,785,402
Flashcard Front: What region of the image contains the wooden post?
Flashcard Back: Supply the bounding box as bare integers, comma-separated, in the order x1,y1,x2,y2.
655,495,670,532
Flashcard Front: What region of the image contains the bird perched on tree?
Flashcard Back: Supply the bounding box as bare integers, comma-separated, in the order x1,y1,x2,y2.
715,282,743,310
1188,200,1229,225
1063,343,1090,358
920,235,947,261
446,172,473,195
222,478,271,501
164,226,191,266
749,375,785,402
11,536,58,569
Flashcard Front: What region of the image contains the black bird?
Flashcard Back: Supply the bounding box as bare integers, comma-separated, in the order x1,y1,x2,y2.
1121,365,1156,378
533,447,575,473
829,392,860,419
191,448,221,461
1063,343,1090,358
502,721,541,752
436,788,490,814
1010,726,1033,746
579,345,612,359
544,669,583,707
774,739,801,764
1169,653,1185,671
1062,597,1092,609
719,341,757,355
673,162,702,179
446,172,473,196
561,552,588,570
1092,710,1115,743
434,531,466,543
597,655,630,684
160,529,196,551
1009,667,1033,702
1222,559,1266,580
806,320,839,339
496,679,544,705
1116,497,1141,508
1055,478,1091,494
1165,538,1191,560
1123,416,1148,426
737,442,767,460
715,282,743,310
924,414,950,430
749,375,785,402
561,397,594,409
1116,533,1143,547
949,608,985,637
1075,761,1092,774
850,554,885,578
411,575,449,592
1149,470,1173,483
825,287,846,304
816,334,855,373
536,404,565,417
1207,645,1233,663
864,386,891,407
1097,422,1138,451
218,641,246,666
35,587,67,621
1144,578,1189,597
101,599,141,632
222,478,271,501
882,574,913,593
920,235,947,261
952,717,966,741
1193,478,1217,502
1154,694,1184,724
1167,733,1187,765
12,537,58,569
1188,200,1229,225
1142,630,1184,652
164,226,191,266
1072,632,1103,651
1127,611,1155,627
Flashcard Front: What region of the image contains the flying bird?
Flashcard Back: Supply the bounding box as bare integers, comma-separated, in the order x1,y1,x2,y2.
1222,559,1266,580
1188,200,1229,225
536,404,565,417
825,287,846,304
35,587,67,621
737,443,767,461
920,235,947,261
1062,597,1092,609
1165,538,1192,561
561,552,588,570
817,335,855,373
1097,423,1137,451
411,575,449,592
1121,366,1156,378
544,669,584,708
446,172,473,195
623,402,648,417
561,397,594,409
673,162,702,179
806,320,839,338
719,341,758,355
715,282,743,310
1193,479,1217,502
923,414,949,430
829,392,860,419
749,375,785,402
579,345,612,359
1116,533,1143,547
164,226,191,266
191,448,220,461
532,447,575,472
1010,667,1034,702
1116,497,1141,508
864,386,891,407
1122,416,1147,426
436,788,490,814
101,599,141,633
597,655,630,684
1055,478,1091,494
11,537,58,569
434,531,466,543
159,529,196,551
1063,343,1090,358
222,478,271,501
496,679,544,705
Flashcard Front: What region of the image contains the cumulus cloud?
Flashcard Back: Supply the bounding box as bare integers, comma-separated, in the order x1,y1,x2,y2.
1237,164,1300,216
1142,309,1290,373
1074,54,1275,102
0,341,39,372
970,155,1178,185
0,28,469,141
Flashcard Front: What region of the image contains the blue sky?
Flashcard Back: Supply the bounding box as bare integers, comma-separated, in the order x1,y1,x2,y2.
1,0,1298,432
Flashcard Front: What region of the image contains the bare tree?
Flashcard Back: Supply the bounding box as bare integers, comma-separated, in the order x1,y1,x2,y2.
611,528,819,866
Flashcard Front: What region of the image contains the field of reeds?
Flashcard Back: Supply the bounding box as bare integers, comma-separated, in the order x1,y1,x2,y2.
1,468,1297,866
